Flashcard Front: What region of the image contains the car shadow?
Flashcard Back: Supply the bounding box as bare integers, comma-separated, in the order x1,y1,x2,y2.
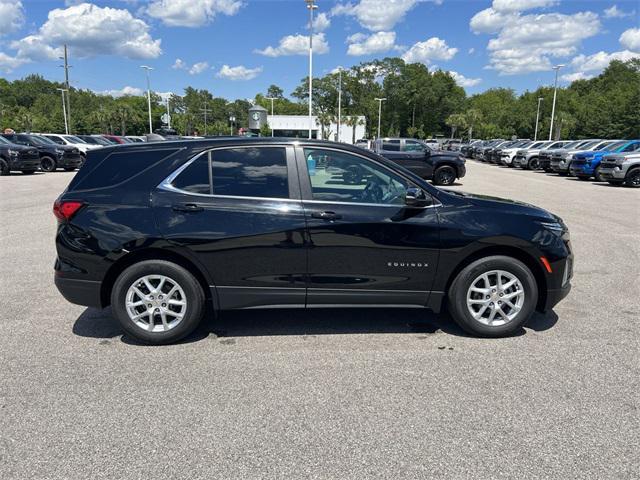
72,306,559,345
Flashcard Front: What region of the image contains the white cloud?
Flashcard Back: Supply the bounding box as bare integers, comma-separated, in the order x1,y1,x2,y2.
216,64,263,80
255,33,329,57
560,71,593,82
449,71,482,87
312,12,331,32
620,27,640,52
347,31,398,56
146,0,243,27
569,50,640,73
99,86,144,97
189,61,209,75
331,0,420,32
0,52,28,73
9,3,161,63
492,0,557,13
0,0,25,36
484,11,601,74
470,8,518,34
172,58,186,70
603,5,635,18
401,37,458,64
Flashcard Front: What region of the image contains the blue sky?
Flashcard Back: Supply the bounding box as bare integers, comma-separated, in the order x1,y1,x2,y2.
1,1,639,99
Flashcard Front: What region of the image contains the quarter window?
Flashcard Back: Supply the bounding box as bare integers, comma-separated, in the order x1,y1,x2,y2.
304,148,408,205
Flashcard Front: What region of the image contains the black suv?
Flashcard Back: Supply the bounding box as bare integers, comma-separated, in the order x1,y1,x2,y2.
371,138,466,185
0,135,41,175
1,133,83,172
54,138,573,344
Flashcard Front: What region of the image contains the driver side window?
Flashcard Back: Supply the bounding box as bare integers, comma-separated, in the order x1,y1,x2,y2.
304,148,408,205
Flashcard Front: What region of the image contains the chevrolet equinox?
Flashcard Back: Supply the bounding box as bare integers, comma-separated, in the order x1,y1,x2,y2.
54,138,573,344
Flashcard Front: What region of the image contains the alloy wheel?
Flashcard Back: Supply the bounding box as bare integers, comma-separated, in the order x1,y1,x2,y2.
125,275,187,332
466,270,525,326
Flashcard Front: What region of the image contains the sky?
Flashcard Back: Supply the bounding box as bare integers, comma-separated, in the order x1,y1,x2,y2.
0,0,639,100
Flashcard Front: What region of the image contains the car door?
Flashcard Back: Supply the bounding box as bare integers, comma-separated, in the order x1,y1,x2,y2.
297,145,441,307
378,139,404,160
402,139,434,178
152,144,308,309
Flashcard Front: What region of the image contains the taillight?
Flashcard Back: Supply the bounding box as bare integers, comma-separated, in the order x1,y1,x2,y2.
53,200,84,222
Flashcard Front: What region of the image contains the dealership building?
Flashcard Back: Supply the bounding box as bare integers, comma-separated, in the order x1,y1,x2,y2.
249,105,366,144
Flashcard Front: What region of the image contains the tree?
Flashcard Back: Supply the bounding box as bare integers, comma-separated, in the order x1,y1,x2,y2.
445,114,467,139
266,84,284,99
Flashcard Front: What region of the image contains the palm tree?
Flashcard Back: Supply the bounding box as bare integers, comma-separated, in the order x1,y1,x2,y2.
445,113,467,139
344,115,365,144
464,109,483,140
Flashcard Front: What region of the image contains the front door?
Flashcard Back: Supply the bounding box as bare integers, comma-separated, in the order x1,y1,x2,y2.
152,145,308,309
297,146,441,306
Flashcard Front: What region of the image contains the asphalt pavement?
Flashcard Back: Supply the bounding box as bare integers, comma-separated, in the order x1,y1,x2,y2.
1,161,638,479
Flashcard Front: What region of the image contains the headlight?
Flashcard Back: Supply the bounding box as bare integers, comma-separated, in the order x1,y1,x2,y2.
8,149,20,157
540,221,565,235
55,148,65,154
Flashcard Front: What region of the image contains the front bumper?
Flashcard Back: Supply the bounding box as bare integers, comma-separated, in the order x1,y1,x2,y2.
59,155,83,168
544,283,572,311
551,159,570,172
10,156,41,171
569,162,591,176
457,163,466,178
599,166,626,181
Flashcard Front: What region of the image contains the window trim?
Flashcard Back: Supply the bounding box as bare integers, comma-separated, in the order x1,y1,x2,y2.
294,145,439,209
158,144,299,201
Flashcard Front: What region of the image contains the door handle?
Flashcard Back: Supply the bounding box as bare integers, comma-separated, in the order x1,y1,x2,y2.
172,203,204,213
311,211,342,220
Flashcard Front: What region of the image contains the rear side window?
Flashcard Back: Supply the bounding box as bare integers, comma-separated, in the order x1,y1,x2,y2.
171,147,289,199
382,140,401,151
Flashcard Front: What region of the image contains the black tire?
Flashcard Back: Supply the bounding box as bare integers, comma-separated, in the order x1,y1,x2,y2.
22,170,36,175
110,260,205,344
624,168,640,188
433,165,457,185
447,255,538,337
526,157,539,170
40,156,56,172
593,166,603,182
0,158,10,176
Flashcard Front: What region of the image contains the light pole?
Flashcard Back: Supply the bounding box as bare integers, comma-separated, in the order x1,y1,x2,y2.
58,45,72,133
375,97,386,139
548,64,564,141
266,97,276,137
534,97,543,141
229,115,236,135
140,65,154,134
56,88,69,134
165,94,172,129
337,67,342,142
305,0,317,139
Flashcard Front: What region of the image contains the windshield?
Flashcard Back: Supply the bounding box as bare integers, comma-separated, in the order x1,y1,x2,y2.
529,142,544,149
32,135,58,145
579,140,601,150
605,141,628,151
67,135,86,144
0,136,12,145
593,140,618,151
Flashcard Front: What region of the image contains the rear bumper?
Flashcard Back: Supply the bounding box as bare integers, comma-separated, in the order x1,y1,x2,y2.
55,275,102,308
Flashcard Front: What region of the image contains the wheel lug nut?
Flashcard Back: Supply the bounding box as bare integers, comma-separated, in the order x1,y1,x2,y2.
162,303,166,307
492,289,496,293
486,295,490,299
489,302,494,306
147,304,152,308
149,296,154,300
499,293,503,297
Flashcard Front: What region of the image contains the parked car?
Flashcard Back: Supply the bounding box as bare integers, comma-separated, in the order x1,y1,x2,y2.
460,140,481,158
569,140,640,181
517,141,570,170
372,137,466,185
53,138,573,344
424,139,441,150
102,134,130,144
125,136,147,143
443,139,462,151
490,140,530,165
354,139,372,150
76,135,113,146
598,152,640,187
497,140,533,166
476,140,505,162
40,133,102,158
0,135,41,175
1,133,83,172
550,140,617,175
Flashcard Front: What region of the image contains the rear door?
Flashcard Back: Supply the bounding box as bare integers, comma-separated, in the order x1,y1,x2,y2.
297,145,441,307
152,144,308,309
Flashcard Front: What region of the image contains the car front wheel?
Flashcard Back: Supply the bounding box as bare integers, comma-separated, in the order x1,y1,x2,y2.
40,156,56,172
432,165,457,185
447,256,538,337
625,168,640,188
111,260,205,344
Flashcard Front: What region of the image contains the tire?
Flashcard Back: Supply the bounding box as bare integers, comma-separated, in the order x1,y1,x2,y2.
0,158,10,176
110,260,205,344
593,166,603,182
447,255,538,337
22,170,36,175
432,165,457,185
624,168,640,188
40,156,56,172
526,157,539,170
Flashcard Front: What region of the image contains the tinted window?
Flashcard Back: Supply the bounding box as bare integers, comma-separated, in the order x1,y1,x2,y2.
304,148,408,205
382,140,400,151
46,136,65,144
622,142,640,152
172,156,210,195
403,140,426,152
211,147,288,198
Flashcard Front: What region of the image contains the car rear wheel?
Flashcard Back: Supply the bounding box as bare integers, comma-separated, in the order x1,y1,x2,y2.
527,157,539,170
625,168,640,188
0,158,10,175
111,260,205,344
40,156,56,172
432,165,456,185
447,256,538,337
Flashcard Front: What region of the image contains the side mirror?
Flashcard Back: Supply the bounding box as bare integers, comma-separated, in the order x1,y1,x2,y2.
405,187,430,207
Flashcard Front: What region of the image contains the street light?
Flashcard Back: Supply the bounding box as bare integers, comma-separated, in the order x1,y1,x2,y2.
266,97,276,137
375,97,386,139
305,0,318,139
140,65,154,134
56,88,69,134
337,67,342,142
548,64,564,141
534,97,543,141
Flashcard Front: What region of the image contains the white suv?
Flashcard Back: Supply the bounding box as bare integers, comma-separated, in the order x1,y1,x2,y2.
41,134,102,157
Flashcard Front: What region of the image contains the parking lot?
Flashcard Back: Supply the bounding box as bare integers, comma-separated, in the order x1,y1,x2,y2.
1,161,638,479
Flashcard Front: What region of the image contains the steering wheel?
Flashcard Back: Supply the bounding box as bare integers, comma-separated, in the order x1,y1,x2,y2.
361,179,384,203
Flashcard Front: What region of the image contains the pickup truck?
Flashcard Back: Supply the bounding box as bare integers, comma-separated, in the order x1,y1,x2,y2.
570,140,640,181
371,138,466,185
598,152,640,187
